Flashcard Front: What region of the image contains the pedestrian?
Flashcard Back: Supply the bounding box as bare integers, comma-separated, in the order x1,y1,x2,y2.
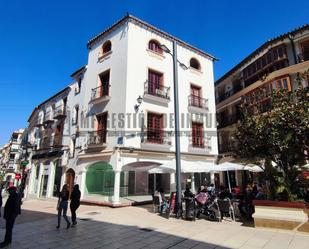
0,186,21,248
70,184,81,227
56,184,71,229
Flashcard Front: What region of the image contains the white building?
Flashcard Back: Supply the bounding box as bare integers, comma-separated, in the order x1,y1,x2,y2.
0,129,25,185
27,15,218,205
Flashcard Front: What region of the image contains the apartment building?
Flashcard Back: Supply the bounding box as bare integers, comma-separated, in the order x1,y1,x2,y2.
216,24,309,158
0,129,25,185
27,88,71,198
27,15,218,205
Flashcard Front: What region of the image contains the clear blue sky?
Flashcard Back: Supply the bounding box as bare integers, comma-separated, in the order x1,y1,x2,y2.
0,0,308,145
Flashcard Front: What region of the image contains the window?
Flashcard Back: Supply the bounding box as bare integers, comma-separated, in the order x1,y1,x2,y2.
72,106,79,125
147,69,164,96
75,77,81,94
102,40,112,55
192,122,204,148
98,70,110,96
190,85,202,107
9,154,15,161
147,113,163,143
96,113,108,143
148,39,163,54
190,58,201,70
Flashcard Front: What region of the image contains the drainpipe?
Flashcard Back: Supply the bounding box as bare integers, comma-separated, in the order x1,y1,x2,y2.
289,34,298,64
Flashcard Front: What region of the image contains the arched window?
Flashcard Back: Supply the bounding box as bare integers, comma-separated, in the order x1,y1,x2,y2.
190,58,201,70
148,39,163,54
102,40,112,54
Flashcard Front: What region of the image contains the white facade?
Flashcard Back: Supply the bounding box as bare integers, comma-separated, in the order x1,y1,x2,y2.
27,15,218,205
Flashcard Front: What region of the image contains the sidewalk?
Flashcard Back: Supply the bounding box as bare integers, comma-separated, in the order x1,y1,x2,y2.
0,198,308,249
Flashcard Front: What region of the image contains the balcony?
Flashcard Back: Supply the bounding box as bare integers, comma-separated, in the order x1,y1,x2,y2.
143,81,170,105
298,51,309,63
188,95,208,112
35,118,44,127
217,113,240,129
141,128,172,150
87,129,107,147
54,106,66,119
43,112,54,124
89,85,111,105
188,136,211,154
52,134,63,148
39,137,52,150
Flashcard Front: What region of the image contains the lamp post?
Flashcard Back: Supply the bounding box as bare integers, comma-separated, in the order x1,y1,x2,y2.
161,41,188,218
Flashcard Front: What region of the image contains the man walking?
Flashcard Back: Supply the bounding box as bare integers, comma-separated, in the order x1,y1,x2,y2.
0,186,21,248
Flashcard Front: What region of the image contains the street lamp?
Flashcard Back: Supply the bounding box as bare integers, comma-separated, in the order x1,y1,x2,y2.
160,41,188,218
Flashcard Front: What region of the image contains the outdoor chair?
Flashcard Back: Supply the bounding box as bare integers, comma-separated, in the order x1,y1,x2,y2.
217,198,235,222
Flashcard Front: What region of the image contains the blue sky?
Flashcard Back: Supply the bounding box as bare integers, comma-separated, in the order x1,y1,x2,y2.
0,0,308,145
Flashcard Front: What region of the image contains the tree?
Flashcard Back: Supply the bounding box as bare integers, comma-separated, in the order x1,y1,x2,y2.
234,72,309,201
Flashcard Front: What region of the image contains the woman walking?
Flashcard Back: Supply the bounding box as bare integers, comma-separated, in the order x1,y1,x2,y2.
56,184,71,229
70,184,81,227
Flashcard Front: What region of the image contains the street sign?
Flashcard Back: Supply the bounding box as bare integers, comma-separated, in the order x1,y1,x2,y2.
15,173,21,180
21,160,29,167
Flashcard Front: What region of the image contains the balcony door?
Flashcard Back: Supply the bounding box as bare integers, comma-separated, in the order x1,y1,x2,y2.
147,113,163,143
190,85,202,107
192,122,204,147
148,70,163,95
99,70,110,97
97,113,107,143
300,40,309,61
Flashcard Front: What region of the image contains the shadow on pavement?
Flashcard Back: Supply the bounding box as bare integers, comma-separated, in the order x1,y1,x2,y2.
0,208,233,249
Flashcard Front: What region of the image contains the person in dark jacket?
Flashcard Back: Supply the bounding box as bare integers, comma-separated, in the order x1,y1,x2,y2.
56,184,70,229
0,186,21,248
70,184,81,227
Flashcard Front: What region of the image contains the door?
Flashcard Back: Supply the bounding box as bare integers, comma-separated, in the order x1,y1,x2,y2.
148,70,163,95
97,113,107,143
99,70,110,96
53,166,62,197
40,175,48,197
190,85,202,107
147,113,163,143
192,122,204,147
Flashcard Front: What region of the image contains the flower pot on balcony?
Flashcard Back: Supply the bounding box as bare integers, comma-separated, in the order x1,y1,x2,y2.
252,200,309,231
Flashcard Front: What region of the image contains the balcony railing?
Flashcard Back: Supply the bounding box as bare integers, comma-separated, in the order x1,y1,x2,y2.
40,137,52,149
217,113,241,128
144,81,170,99
298,51,309,63
87,129,107,146
91,84,110,101
52,134,63,147
189,135,211,149
188,95,208,109
54,106,66,119
144,128,172,145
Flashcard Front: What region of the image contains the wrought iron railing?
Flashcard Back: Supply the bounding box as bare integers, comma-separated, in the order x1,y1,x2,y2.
217,113,240,128
188,95,208,109
52,134,63,147
40,137,52,149
91,84,110,101
144,128,172,145
189,135,205,148
87,129,107,145
144,81,170,99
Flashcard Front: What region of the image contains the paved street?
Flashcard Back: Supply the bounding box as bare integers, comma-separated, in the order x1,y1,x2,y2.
0,198,308,249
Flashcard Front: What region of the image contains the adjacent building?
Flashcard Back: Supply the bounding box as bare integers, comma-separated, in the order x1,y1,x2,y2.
26,15,218,205
216,25,309,154
215,25,309,187
0,129,25,185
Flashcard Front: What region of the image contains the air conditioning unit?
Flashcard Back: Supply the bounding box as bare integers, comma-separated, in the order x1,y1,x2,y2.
156,89,164,96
